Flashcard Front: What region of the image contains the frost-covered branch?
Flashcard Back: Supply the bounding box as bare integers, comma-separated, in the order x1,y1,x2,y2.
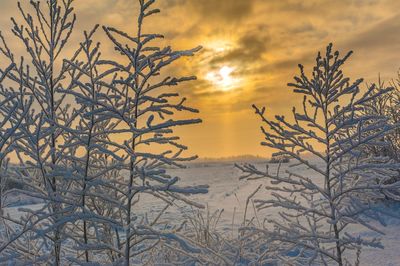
238,44,400,265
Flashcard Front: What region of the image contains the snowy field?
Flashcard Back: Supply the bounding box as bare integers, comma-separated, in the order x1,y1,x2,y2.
173,160,400,266
4,159,400,265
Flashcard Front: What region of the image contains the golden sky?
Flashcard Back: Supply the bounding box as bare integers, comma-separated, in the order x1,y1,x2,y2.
2,0,400,158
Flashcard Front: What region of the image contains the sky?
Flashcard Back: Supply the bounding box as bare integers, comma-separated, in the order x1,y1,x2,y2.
1,0,400,158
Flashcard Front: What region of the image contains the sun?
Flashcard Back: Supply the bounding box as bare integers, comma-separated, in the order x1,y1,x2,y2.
206,65,237,91
219,66,234,85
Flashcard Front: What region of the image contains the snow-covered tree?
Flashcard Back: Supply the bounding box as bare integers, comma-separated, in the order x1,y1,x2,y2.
0,0,208,264
363,77,400,162
85,0,209,264
0,0,80,263
361,78,400,200
0,51,33,260
0,67,31,215
56,24,123,263
238,44,400,265
388,77,400,162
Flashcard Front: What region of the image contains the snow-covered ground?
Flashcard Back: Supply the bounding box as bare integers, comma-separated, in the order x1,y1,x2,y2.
4,159,400,265
172,160,400,266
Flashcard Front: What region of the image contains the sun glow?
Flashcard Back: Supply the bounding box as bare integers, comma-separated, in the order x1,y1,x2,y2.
219,66,233,81
206,65,237,91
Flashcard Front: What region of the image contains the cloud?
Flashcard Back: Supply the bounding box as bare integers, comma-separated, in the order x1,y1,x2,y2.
344,14,400,52
210,33,270,65
186,0,255,22
289,22,316,34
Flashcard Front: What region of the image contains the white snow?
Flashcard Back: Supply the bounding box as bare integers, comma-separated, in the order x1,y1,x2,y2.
168,160,400,265
3,159,400,264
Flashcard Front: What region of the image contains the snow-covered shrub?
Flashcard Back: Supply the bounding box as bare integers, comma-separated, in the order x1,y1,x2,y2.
238,44,400,265
362,78,400,162
150,206,250,265
152,187,268,265
138,207,232,265
361,78,400,200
